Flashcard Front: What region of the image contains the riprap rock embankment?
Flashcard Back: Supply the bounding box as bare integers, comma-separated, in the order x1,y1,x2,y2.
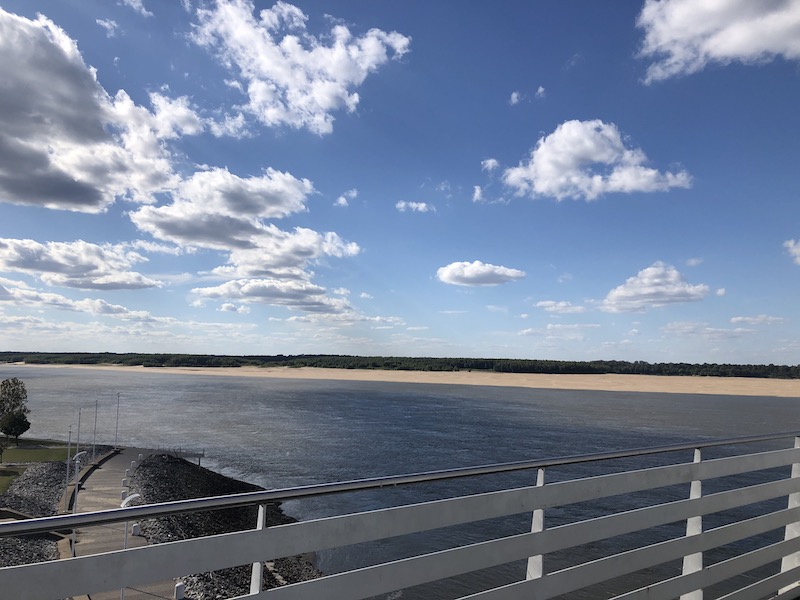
131,454,319,599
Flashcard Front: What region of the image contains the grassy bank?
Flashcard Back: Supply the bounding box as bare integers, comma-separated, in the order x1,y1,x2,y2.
0,467,24,494
0,439,69,491
2,446,68,462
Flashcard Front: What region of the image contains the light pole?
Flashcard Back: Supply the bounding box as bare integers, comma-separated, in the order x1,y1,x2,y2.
74,402,94,462
76,407,82,458
71,450,88,555
64,424,76,513
114,392,121,450
119,492,141,600
91,397,98,461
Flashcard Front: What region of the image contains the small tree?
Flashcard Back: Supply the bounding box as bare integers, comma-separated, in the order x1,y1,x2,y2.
0,377,29,417
1,411,31,445
0,438,7,462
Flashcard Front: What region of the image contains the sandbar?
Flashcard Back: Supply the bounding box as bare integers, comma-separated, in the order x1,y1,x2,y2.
12,363,800,398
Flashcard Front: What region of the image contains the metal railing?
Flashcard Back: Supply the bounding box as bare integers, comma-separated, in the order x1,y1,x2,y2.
4,431,800,599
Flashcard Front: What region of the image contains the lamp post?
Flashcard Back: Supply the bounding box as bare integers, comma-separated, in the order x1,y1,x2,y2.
119,493,141,600
114,392,121,450
75,407,82,458
74,402,94,462
71,450,88,555
92,397,98,461
64,424,76,513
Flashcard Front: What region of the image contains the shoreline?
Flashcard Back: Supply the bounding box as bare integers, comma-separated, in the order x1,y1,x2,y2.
8,362,800,398
131,453,319,597
0,450,318,595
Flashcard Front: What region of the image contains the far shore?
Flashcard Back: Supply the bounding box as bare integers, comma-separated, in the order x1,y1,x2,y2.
7,362,800,398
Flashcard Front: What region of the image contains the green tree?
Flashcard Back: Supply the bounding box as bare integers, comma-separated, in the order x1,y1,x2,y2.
1,411,30,444
0,377,29,417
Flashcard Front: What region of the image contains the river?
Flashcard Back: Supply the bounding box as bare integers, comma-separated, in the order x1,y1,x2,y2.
3,364,799,598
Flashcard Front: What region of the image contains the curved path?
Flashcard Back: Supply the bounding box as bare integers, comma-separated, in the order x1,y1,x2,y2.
70,448,180,600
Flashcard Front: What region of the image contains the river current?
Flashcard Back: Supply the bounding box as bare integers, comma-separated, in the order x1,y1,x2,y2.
4,364,799,598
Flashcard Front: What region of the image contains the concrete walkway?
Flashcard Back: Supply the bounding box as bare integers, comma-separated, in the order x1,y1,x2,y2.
70,448,180,600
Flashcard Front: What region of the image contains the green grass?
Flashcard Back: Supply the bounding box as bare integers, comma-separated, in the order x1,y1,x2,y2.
12,437,67,447
2,446,69,462
0,467,25,494
0,440,69,491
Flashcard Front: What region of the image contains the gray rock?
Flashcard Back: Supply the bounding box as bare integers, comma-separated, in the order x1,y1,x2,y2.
131,454,321,599
0,461,67,567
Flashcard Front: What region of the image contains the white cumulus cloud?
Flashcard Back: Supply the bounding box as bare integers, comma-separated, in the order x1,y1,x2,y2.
785,239,800,265
0,283,164,322
191,0,410,135
130,167,314,250
637,0,800,83
396,201,435,213
219,302,250,314
481,158,499,172
0,9,209,212
437,261,525,287
130,165,359,289
96,19,118,37
601,261,709,312
0,238,160,290
335,188,358,207
192,278,353,314
503,119,691,201
121,0,154,17
211,228,359,280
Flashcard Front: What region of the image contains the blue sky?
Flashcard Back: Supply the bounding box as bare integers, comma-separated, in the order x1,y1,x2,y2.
1,0,799,364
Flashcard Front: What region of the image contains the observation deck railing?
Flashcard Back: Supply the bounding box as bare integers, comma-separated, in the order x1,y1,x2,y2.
4,432,800,599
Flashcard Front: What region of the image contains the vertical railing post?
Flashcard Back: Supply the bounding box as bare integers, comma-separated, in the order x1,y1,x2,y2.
780,436,800,594
250,503,267,594
681,448,703,600
526,468,546,580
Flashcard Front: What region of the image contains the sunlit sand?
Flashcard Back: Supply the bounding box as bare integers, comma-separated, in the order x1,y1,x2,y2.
15,363,800,398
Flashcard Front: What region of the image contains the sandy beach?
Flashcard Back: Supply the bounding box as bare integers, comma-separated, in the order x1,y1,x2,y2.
15,363,800,398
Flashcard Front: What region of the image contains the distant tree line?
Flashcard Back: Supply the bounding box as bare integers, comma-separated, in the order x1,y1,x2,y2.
1,352,798,379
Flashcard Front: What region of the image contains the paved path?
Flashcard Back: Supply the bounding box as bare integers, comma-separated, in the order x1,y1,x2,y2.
71,448,179,600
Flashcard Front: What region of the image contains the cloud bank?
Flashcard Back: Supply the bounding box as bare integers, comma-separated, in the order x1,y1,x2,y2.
0,6,371,319
0,239,160,290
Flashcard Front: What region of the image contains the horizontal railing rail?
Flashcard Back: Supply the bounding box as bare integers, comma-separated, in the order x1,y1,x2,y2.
1,430,797,538
4,431,800,600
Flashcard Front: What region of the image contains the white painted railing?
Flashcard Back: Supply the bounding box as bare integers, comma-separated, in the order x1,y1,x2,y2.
4,432,800,600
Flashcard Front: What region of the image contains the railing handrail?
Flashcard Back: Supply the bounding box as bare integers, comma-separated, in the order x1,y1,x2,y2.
2,430,799,538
